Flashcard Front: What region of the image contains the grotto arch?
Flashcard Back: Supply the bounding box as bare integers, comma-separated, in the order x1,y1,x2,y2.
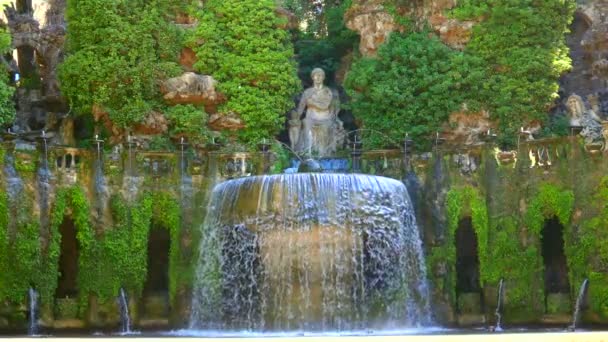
140,193,181,320
54,215,79,298
524,184,574,313
48,187,95,303
541,216,570,295
445,187,489,314
455,217,482,312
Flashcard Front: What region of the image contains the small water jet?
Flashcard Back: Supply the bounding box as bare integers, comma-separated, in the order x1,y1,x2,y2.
118,288,132,334
190,173,432,332
28,287,39,336
567,278,589,331
493,278,505,332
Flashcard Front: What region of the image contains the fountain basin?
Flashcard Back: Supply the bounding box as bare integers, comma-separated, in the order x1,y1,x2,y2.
190,173,432,331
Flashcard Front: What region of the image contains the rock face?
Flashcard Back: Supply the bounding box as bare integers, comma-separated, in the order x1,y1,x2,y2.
161,72,224,111
345,0,474,57
345,1,397,57
560,1,608,119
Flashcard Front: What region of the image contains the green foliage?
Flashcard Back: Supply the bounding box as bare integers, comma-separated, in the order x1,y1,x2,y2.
165,104,210,144
436,186,489,305
269,143,291,174
453,0,576,147
0,27,15,127
345,32,485,149
525,183,574,235
293,0,357,85
571,177,608,318
59,0,182,127
44,187,95,306
100,192,182,304
189,0,300,144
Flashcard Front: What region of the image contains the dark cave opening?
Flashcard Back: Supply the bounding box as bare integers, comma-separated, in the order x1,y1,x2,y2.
455,217,483,312
143,226,170,296
541,216,570,294
55,216,79,298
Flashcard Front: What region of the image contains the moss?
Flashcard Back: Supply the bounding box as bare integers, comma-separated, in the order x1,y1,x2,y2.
431,186,489,307
100,191,183,306
570,177,608,319
43,187,95,308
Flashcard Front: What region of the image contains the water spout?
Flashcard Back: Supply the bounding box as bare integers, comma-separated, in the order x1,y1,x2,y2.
118,288,132,334
493,278,505,332
567,278,589,331
28,288,39,336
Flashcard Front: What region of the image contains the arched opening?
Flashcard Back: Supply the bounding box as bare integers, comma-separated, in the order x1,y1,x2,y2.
541,217,570,294
141,225,170,319
55,216,79,298
455,217,483,313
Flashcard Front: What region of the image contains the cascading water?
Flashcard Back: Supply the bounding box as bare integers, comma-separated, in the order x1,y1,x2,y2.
4,154,23,236
189,173,432,332
568,278,589,331
37,136,51,243
28,288,39,336
118,288,132,334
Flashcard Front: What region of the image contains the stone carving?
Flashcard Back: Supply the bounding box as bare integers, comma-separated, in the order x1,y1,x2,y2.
443,110,493,145
566,94,605,146
288,110,301,150
161,72,222,107
295,68,345,157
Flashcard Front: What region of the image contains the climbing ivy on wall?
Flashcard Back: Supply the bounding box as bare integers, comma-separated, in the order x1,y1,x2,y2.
346,1,575,148
43,186,96,306
100,192,182,304
0,27,15,127
429,186,489,306
571,177,608,319
452,0,576,146
59,0,182,127
345,31,485,149
189,0,301,145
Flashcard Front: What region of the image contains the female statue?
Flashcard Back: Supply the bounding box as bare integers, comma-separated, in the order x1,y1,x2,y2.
295,68,343,157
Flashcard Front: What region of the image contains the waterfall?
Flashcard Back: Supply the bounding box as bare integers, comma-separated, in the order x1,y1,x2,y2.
118,288,132,334
28,288,39,336
37,142,52,244
189,173,432,331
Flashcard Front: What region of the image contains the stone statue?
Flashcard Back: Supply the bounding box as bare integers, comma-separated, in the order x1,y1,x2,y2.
288,110,301,150
295,68,344,157
566,94,604,145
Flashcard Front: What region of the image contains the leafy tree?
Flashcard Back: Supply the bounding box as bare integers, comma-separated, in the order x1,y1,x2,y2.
345,32,485,148
0,27,14,127
190,0,300,144
294,0,357,85
59,0,182,128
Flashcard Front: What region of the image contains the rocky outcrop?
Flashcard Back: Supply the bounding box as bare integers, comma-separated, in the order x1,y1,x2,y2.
345,0,474,56
161,72,224,111
345,1,397,57
208,112,245,131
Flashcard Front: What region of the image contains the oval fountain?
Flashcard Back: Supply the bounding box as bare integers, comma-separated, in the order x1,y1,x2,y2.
189,173,433,333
